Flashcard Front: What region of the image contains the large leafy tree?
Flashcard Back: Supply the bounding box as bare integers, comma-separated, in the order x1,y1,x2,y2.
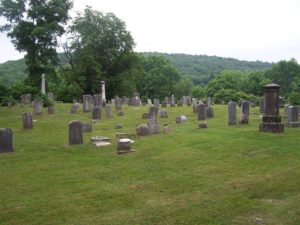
0,0,73,87
137,55,181,100
264,59,300,97
66,7,141,98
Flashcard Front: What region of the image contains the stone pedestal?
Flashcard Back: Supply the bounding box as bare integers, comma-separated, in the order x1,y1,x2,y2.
22,112,33,129
259,83,284,133
0,128,13,153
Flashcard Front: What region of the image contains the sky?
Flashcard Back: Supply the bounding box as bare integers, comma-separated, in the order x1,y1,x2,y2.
0,0,300,63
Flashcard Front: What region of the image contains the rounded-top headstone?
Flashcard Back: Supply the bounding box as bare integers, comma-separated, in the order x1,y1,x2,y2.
69,121,83,145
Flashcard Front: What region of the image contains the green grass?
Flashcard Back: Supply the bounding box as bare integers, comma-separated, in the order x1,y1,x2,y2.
0,103,299,225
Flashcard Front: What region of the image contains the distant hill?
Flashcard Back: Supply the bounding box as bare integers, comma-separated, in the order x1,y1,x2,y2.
143,52,272,85
0,52,272,86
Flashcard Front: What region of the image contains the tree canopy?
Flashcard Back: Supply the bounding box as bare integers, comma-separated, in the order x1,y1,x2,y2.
0,0,73,87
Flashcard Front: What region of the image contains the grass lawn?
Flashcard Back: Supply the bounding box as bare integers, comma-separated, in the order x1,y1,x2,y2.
0,103,299,225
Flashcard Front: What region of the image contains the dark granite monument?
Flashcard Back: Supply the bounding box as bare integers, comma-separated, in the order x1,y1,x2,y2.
0,128,13,153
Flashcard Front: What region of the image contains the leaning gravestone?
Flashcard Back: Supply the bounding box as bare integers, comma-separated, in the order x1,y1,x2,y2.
228,102,237,125
0,128,13,153
22,112,33,129
34,99,43,115
83,95,93,112
240,101,249,124
69,121,83,145
92,107,101,120
259,83,284,133
197,104,206,121
285,106,300,128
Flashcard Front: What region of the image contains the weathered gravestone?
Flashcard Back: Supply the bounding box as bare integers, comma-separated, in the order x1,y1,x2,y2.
147,99,152,105
259,97,265,114
69,121,83,145
41,74,46,94
0,128,13,153
161,101,167,108
83,95,93,112
240,101,249,124
131,92,141,106
197,104,206,121
93,94,102,108
285,106,300,128
48,92,54,102
153,98,160,108
70,103,80,113
159,110,168,118
206,107,214,119
48,105,54,114
176,115,187,124
177,100,183,107
34,100,43,115
193,104,198,113
82,123,93,132
115,97,122,110
106,105,113,118
92,107,101,120
20,94,31,105
228,102,237,125
117,139,135,154
142,113,149,119
148,106,160,134
22,112,33,129
259,83,284,133
170,95,175,107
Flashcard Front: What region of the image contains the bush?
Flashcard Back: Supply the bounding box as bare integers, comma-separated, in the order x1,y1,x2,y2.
214,89,259,104
288,92,300,105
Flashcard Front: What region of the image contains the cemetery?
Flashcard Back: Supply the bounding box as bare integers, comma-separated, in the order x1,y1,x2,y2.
0,86,300,224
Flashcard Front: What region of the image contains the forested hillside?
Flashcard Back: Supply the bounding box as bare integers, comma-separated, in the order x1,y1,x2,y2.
0,53,272,86
143,52,272,85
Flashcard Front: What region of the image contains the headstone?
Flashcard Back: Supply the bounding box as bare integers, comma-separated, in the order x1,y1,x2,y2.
259,97,265,114
159,110,168,118
48,105,54,114
34,99,43,115
153,98,160,108
259,83,284,133
193,104,198,113
250,99,256,107
170,95,175,107
284,104,290,116
131,92,141,106
41,74,46,95
206,107,214,119
228,102,237,125
101,81,106,104
20,94,31,105
83,95,92,112
176,115,187,124
207,97,212,107
147,99,152,105
47,92,54,101
22,112,33,129
136,124,150,136
0,128,13,153
161,101,167,108
240,101,249,124
82,123,92,132
92,107,101,120
285,106,300,128
149,106,158,119
148,118,160,134
70,103,80,113
197,104,206,121
177,100,183,107
93,94,102,108
106,105,113,118
69,121,83,145
164,96,169,104
117,139,134,154
115,97,122,110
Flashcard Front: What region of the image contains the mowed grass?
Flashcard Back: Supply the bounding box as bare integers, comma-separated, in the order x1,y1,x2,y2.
0,103,299,225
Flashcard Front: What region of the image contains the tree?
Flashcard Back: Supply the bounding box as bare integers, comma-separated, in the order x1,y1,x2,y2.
0,0,73,87
264,59,300,97
66,7,141,98
137,55,181,100
174,78,194,99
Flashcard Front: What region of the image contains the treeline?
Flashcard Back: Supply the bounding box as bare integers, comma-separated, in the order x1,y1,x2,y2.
0,2,299,106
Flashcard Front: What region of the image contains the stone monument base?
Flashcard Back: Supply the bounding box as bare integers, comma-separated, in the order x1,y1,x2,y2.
259,123,284,133
285,122,300,128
